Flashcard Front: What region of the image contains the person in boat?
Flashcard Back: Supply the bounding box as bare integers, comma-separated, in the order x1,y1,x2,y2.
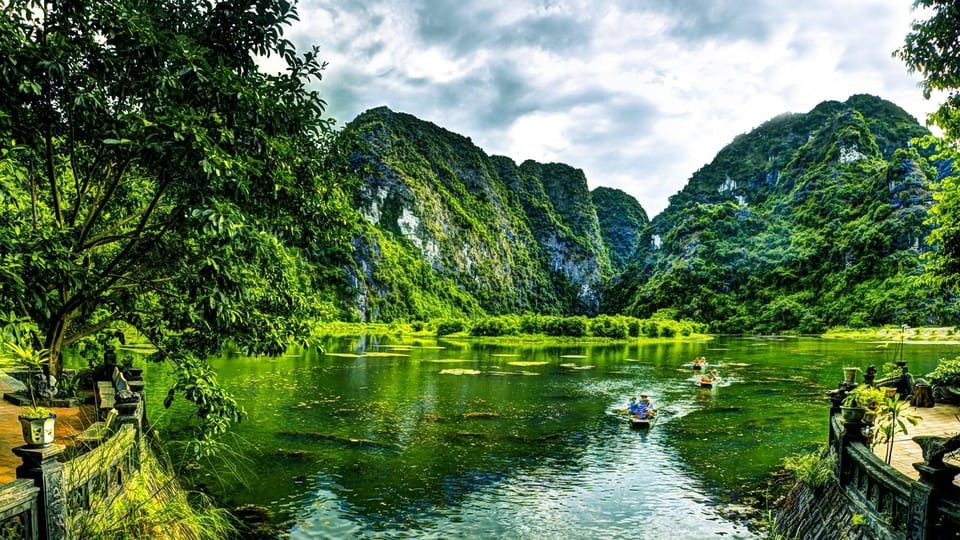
637,394,655,419
700,369,720,385
627,397,641,418
693,357,707,369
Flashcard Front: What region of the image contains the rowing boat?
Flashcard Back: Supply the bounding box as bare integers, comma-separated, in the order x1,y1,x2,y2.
629,414,656,429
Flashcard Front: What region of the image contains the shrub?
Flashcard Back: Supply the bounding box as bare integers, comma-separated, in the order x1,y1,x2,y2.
590,315,628,338
783,449,835,488
658,323,676,338
469,316,519,337
927,356,960,387
436,319,466,337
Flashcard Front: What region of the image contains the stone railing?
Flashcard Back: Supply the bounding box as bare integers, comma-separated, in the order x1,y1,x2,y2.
828,396,960,540
0,366,145,540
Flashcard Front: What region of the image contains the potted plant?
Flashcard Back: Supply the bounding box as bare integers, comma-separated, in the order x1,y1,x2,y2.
5,342,58,447
926,356,960,403
843,367,860,384
841,384,885,423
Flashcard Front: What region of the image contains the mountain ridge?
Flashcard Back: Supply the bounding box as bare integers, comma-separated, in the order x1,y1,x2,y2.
324,95,956,331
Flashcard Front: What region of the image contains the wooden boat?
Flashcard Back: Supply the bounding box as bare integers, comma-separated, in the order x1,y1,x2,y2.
699,375,720,389
629,414,656,429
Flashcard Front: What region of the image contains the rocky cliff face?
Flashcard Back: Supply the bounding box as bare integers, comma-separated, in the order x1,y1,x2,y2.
323,95,955,330
619,94,952,332
335,107,619,321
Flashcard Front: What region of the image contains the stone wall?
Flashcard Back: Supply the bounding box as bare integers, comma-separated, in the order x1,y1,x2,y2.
774,480,882,540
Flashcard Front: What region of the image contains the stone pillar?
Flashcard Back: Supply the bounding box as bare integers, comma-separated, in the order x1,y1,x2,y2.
14,444,66,540
906,463,960,540
836,418,867,485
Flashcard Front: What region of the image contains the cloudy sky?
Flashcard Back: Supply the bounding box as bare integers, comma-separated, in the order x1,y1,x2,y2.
281,0,938,217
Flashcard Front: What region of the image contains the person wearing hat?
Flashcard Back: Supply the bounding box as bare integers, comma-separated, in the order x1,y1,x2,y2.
637,394,655,419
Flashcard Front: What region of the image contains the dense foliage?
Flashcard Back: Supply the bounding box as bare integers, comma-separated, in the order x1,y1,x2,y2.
897,0,960,142
614,96,955,332
0,0,353,451
433,313,704,339
898,1,960,296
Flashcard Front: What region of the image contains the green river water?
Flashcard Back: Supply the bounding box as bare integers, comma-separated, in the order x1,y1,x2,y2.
136,335,959,539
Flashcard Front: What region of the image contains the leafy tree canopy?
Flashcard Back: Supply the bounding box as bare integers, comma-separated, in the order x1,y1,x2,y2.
0,0,353,454
899,1,960,295
898,0,960,141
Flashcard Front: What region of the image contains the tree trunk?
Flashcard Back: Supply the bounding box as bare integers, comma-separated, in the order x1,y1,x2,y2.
43,317,68,380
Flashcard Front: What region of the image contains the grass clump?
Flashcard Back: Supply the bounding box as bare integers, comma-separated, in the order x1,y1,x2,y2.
70,438,236,539
782,448,835,488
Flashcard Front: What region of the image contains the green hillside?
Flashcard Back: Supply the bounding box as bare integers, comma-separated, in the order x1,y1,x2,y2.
619,95,953,332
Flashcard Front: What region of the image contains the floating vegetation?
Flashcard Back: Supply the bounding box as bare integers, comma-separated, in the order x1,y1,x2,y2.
463,411,502,419
294,398,340,409
364,352,410,358
725,362,751,367
423,358,473,363
491,354,519,357
324,352,363,358
559,354,588,358
440,368,483,375
560,363,595,370
276,431,397,450
450,431,487,440
272,448,316,460
486,370,538,376
507,361,548,367
544,394,580,401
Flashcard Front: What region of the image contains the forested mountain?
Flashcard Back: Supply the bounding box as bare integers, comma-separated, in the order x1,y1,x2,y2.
609,95,955,332
326,96,956,331
332,107,619,321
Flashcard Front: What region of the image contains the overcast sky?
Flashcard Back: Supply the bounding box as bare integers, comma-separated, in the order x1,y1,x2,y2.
281,0,939,217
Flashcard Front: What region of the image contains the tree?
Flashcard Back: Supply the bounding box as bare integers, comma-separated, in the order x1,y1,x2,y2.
897,0,960,141
898,3,960,293
0,0,353,453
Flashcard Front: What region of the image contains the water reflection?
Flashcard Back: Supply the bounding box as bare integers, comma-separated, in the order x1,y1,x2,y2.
137,336,960,538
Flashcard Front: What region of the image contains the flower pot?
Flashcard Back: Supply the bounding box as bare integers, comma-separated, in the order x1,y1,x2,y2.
843,368,859,384
840,406,866,423
18,414,56,447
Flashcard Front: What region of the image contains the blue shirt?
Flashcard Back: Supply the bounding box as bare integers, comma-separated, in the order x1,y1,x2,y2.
637,400,653,418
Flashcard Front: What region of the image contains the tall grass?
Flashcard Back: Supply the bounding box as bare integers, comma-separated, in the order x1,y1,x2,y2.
70,437,236,539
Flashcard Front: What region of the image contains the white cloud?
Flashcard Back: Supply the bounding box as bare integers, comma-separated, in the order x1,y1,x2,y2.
289,0,941,217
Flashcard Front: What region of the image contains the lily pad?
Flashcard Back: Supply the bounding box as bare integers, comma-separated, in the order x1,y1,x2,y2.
507,361,549,367
440,368,483,375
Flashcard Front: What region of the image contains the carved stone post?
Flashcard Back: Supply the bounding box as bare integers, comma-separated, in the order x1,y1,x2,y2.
14,444,66,540
906,463,960,540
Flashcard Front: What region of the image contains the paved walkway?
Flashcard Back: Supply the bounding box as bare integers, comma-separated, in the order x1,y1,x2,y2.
0,377,97,483
869,402,960,484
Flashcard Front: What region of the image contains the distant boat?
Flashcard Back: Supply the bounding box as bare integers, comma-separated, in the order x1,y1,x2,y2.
699,374,720,389
691,357,708,371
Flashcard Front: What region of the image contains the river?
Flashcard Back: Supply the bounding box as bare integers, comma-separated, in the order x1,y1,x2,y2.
140,334,960,539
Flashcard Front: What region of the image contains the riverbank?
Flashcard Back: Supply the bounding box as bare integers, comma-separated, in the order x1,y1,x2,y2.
822,325,960,344
310,319,713,343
